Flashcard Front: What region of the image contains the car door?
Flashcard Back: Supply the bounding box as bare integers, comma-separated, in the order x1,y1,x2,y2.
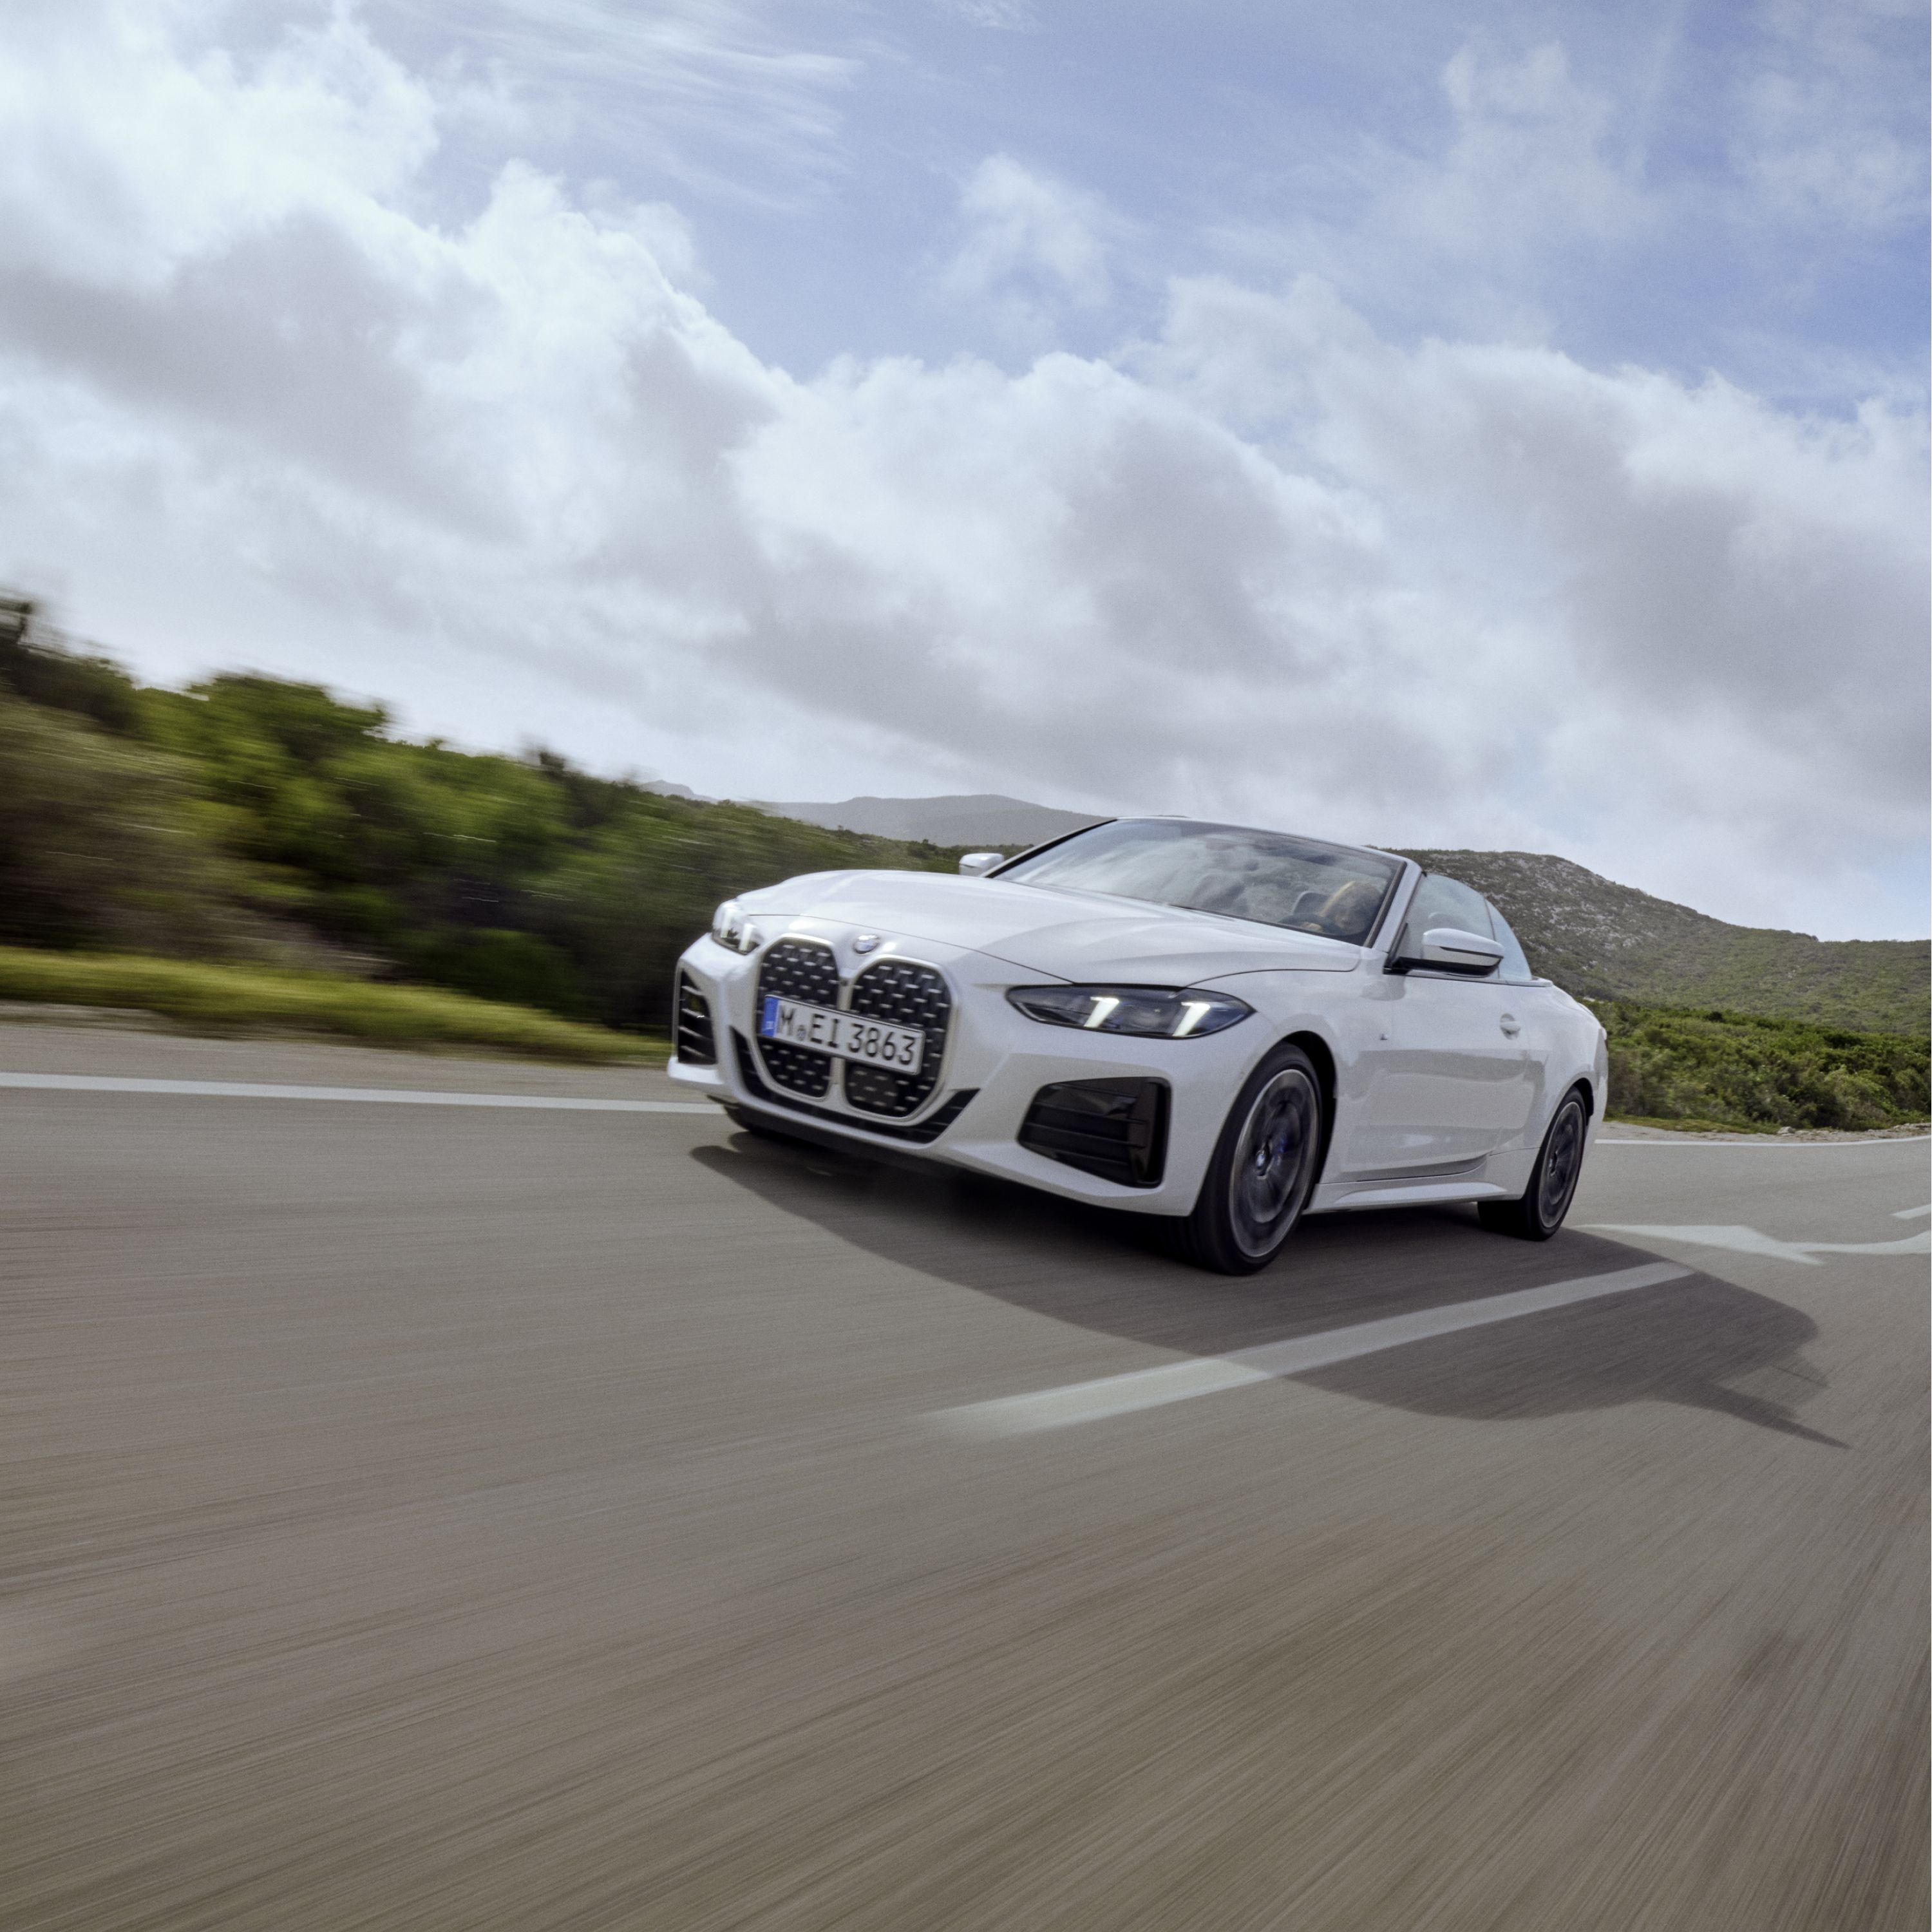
1484,898,1554,1153
1337,874,1537,1176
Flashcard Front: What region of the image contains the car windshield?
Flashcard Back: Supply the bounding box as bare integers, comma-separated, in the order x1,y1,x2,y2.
996,820,1402,943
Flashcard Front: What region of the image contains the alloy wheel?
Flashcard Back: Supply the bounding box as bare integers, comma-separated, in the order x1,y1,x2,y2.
1227,1067,1319,1260
1536,1097,1586,1231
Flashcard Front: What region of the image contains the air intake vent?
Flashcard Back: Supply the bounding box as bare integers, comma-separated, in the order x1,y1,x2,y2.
1018,1078,1170,1188
674,972,716,1066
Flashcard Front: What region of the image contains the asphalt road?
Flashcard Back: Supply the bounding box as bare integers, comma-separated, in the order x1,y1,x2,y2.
2,1025,1926,1932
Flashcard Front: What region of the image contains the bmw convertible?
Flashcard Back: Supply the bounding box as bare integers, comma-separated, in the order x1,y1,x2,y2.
668,818,1607,1274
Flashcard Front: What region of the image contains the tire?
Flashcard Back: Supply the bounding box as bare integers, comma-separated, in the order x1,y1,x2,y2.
1165,1045,1324,1275
1479,1087,1589,1240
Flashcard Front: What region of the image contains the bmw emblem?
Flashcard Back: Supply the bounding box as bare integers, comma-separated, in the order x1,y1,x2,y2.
852,933,881,954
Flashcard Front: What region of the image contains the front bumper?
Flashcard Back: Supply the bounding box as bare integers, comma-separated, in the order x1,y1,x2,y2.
668,929,1263,1215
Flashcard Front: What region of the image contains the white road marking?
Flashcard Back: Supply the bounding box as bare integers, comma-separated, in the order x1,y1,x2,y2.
0,1072,715,1113
1587,1222,1932,1264
1595,1135,1930,1146
934,1260,1690,1438
1804,1235,1932,1256
1894,1204,1932,1219
1588,1224,1825,1265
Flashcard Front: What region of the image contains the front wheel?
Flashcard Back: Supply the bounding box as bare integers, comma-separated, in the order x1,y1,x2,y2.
1164,1046,1324,1275
1479,1088,1589,1240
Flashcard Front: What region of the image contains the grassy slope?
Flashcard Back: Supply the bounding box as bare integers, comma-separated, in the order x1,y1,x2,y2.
0,948,666,1064
1394,849,1929,1035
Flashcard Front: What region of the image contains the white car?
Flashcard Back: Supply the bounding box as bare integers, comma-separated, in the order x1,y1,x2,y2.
668,819,1608,1274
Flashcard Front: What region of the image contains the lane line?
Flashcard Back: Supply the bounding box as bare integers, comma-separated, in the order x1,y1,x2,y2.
934,1260,1690,1439
1588,1223,1822,1265
1895,1205,1932,1219
0,1072,716,1113
1596,1135,1929,1147
1588,1220,1932,1263
1803,1235,1932,1256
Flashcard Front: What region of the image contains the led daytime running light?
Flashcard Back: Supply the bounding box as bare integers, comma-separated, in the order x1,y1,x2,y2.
1006,984,1252,1039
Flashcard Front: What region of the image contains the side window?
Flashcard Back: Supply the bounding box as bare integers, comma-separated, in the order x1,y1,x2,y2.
1487,902,1535,984
1396,874,1493,961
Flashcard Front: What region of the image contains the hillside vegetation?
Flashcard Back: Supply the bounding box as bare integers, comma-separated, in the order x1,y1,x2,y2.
0,598,959,1034
1394,848,1927,1036
1591,1001,1927,1131
1,598,1923,1121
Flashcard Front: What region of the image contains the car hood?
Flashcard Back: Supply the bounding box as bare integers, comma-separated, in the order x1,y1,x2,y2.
741,869,1361,981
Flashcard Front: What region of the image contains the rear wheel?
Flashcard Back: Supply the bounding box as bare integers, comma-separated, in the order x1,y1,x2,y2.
1165,1046,1323,1275
1479,1088,1588,1240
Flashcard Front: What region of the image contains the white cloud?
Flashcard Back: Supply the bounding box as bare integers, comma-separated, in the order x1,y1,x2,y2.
375,0,860,203
1212,39,1647,345
935,0,1037,29
0,3,438,291
0,3,1924,938
1420,42,1644,259
938,154,1117,345
1731,0,1926,232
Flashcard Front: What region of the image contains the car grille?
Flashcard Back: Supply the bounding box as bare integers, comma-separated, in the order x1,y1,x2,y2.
844,959,951,1117
732,1032,978,1145
754,939,840,1098
1018,1078,1170,1188
674,971,716,1066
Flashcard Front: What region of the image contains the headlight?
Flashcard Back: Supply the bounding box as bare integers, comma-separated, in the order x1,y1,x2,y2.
1006,984,1253,1039
710,899,763,954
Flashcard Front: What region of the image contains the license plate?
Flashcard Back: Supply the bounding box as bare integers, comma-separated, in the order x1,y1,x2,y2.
759,997,925,1074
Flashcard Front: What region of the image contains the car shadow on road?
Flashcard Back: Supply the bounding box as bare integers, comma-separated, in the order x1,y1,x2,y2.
690,1133,1843,1447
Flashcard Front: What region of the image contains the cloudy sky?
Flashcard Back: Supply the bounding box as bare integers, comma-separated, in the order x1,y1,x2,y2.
1,0,1925,937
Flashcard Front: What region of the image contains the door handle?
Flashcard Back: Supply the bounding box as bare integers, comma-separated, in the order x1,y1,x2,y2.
1500,1015,1520,1038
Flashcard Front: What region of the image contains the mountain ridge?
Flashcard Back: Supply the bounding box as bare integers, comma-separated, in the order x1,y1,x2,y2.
1388,848,1924,1034
744,793,1926,1034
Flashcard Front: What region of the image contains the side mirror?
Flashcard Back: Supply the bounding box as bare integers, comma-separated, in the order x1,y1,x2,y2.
958,851,1006,876
1391,926,1504,976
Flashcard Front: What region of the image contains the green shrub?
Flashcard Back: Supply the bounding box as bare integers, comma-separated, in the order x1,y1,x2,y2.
1592,1001,1929,1130
404,927,588,1017
0,688,241,956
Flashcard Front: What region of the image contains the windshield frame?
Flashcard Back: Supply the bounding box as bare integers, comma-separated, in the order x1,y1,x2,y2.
990,818,1408,947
